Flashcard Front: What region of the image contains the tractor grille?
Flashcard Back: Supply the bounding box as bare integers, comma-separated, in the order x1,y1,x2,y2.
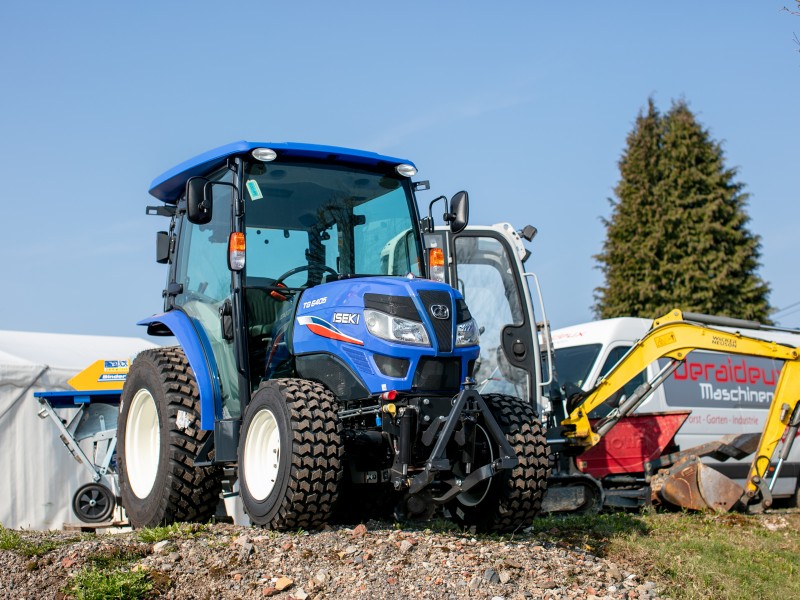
418,290,453,352
413,357,461,392
363,293,421,321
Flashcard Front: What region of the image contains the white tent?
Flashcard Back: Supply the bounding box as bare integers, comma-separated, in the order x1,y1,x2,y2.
0,330,158,530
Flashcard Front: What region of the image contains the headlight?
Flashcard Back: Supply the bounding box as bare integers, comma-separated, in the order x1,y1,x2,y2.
364,309,430,346
455,318,480,347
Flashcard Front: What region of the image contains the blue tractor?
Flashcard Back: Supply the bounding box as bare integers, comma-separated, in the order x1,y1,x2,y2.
117,141,549,531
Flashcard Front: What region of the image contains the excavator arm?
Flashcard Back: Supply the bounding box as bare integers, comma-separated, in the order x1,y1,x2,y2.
560,309,800,508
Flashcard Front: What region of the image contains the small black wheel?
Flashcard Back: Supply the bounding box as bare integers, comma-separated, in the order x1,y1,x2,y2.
446,393,550,532
238,378,343,530
73,483,115,523
118,347,222,528
567,480,604,514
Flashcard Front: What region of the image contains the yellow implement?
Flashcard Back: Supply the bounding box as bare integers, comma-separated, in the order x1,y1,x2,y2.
67,359,131,391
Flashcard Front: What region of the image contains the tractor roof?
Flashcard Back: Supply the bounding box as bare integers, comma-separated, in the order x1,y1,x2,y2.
149,140,416,203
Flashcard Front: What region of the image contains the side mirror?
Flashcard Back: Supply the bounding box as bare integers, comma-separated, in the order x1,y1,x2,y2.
448,190,469,234
187,177,212,224
156,231,170,264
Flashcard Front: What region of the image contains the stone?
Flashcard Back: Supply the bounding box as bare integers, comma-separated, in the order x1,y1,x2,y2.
275,576,293,591
484,568,500,584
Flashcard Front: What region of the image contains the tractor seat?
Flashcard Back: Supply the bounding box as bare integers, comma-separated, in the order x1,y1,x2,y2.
245,287,283,377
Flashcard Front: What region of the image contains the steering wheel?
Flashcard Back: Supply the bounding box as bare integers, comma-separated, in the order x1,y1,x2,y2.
273,264,338,287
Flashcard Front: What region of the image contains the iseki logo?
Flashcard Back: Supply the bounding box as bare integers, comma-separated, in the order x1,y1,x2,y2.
332,312,360,325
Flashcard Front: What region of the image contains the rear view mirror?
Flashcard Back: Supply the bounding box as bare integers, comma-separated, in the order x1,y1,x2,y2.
449,191,469,234
187,177,212,224
156,231,170,264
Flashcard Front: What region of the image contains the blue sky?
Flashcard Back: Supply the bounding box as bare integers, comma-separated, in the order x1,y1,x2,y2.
1,2,798,339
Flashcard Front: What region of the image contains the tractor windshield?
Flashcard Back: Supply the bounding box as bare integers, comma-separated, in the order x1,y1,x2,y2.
242,160,422,288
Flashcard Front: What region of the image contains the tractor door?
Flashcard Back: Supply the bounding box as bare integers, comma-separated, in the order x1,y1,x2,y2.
427,225,544,410
172,169,241,419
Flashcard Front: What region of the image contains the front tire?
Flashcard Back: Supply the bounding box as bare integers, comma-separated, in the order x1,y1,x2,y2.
238,378,343,530
118,347,222,528
447,393,550,532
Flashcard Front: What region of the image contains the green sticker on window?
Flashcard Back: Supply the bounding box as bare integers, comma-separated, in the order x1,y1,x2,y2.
246,179,263,201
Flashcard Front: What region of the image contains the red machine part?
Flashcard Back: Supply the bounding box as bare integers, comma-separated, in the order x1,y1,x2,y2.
576,411,691,478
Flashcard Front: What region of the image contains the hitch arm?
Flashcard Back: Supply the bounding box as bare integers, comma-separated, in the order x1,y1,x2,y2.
407,388,518,496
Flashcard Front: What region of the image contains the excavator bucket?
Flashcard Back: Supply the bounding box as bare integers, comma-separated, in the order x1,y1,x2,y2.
650,433,761,512
652,456,745,512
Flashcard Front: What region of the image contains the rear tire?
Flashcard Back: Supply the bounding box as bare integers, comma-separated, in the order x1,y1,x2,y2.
118,347,222,528
447,393,550,532
238,378,343,529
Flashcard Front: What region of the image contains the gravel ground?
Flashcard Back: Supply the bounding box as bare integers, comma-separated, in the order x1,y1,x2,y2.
0,521,663,600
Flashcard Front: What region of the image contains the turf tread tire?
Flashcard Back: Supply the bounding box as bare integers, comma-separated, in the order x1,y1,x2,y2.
448,393,550,533
118,347,222,528
239,378,343,530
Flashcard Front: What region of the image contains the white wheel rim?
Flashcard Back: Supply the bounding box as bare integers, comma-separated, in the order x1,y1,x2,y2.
458,424,495,507
243,408,281,502
125,388,160,498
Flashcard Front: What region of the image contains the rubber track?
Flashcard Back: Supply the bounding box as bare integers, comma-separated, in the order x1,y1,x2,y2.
128,347,222,525
260,378,343,530
480,393,551,532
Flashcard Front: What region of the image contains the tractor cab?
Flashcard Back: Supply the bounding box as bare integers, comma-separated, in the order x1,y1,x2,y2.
145,141,473,456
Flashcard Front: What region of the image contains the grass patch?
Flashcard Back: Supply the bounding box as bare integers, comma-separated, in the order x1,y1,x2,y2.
86,545,148,569
64,567,152,600
0,525,62,558
533,511,800,600
136,522,206,543
528,511,651,554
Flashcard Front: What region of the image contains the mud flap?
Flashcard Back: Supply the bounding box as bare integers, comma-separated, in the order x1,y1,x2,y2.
652,456,745,512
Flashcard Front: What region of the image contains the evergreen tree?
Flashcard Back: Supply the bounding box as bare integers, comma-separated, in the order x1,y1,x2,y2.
593,98,771,322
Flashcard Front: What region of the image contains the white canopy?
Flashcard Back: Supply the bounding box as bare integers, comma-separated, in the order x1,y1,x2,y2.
0,330,158,530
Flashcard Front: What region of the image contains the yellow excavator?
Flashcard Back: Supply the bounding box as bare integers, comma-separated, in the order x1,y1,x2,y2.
557,308,800,512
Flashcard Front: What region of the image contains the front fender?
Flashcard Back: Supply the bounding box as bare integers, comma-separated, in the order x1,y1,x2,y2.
137,310,222,430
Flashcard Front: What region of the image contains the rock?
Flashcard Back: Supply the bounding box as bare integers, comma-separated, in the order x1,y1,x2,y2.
352,524,368,537
500,570,512,584
484,568,500,584
399,540,414,553
314,569,329,585
275,576,293,591
539,579,558,589
152,540,170,554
